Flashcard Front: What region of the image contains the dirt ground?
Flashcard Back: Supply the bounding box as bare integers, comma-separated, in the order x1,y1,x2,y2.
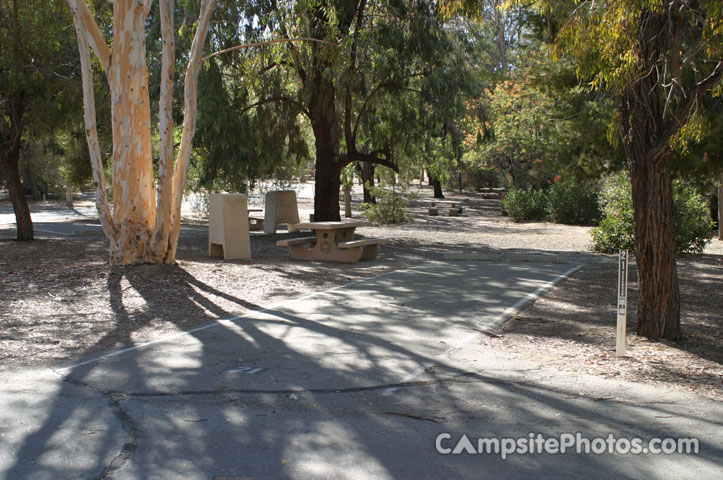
1,186,721,402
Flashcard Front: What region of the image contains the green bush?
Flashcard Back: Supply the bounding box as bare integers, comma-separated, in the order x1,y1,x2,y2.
546,180,601,225
361,185,415,224
591,174,714,254
673,184,716,253
503,187,548,222
591,177,635,253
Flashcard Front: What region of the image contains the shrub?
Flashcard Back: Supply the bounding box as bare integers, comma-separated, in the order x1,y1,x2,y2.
673,184,716,253
503,187,548,222
546,180,601,225
590,177,635,253
361,185,415,224
591,174,714,254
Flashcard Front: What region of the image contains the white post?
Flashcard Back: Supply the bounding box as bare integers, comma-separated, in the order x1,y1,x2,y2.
616,249,630,356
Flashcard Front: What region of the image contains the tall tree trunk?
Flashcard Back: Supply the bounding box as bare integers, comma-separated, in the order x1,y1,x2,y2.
0,99,33,241
313,141,342,221
620,10,679,340
108,0,157,263
311,98,342,221
25,161,41,200
310,55,342,221
493,0,508,72
545,6,553,44
65,181,74,209
431,175,444,199
343,186,352,218
718,171,723,241
1,144,34,241
628,146,680,340
362,162,375,204
68,0,215,265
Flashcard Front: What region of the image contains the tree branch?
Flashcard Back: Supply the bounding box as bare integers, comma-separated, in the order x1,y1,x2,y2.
202,37,336,62
240,96,301,113
66,0,115,240
352,72,427,140
152,0,175,251
344,0,368,152
346,148,398,172
656,60,723,163
79,0,111,71
166,0,216,262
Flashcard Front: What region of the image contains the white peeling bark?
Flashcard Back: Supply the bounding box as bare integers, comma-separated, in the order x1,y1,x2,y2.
164,0,216,263
151,0,176,259
79,0,110,71
108,0,157,264
66,0,116,242
69,0,215,265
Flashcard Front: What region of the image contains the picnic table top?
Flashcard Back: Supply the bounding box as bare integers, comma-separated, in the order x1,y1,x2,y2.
293,220,371,230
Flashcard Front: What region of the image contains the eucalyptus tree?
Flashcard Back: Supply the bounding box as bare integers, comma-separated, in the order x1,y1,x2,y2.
0,0,80,241
206,0,472,220
66,0,216,264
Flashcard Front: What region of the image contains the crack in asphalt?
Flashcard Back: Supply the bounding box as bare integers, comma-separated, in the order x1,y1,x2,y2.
65,371,632,406
101,374,481,398
50,370,138,479
44,362,647,479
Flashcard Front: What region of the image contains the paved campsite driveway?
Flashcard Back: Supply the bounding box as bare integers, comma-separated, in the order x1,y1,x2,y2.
1,261,721,479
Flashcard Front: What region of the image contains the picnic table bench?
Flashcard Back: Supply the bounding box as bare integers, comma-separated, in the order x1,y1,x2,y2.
248,208,264,231
277,221,388,263
426,200,464,216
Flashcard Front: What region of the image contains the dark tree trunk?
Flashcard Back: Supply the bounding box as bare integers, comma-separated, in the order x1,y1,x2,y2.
0,99,33,241
628,145,680,340
312,115,342,221
620,10,679,340
25,160,42,200
1,146,34,241
718,172,722,240
430,175,444,199
314,157,342,221
308,42,343,222
493,0,508,72
362,162,375,204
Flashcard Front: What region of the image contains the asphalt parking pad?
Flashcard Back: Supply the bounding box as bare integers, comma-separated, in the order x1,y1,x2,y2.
8,260,723,480
61,261,579,395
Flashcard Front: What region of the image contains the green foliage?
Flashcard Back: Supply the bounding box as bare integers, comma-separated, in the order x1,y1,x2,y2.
503,187,548,222
464,165,503,190
0,1,82,164
361,184,416,224
546,178,601,225
192,0,478,205
193,53,312,192
592,174,715,254
464,77,555,188
590,176,636,253
673,184,716,254
0,1,80,129
462,51,623,189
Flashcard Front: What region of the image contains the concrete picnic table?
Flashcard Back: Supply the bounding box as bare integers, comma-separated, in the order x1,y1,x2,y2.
276,220,388,263
425,200,464,216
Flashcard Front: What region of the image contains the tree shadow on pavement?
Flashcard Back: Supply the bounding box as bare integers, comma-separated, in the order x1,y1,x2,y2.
5,263,723,479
